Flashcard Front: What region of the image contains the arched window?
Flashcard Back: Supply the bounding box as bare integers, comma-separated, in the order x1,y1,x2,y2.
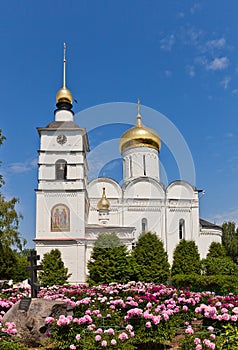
130,156,133,177
55,159,67,180
142,218,148,232
143,155,146,176
179,219,185,239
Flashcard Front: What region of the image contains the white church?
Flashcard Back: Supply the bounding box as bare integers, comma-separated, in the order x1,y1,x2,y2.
35,50,222,283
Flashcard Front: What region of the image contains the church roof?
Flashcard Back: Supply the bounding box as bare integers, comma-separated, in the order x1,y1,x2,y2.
200,218,222,230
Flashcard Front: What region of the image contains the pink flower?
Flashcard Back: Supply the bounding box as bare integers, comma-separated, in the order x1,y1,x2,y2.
101,340,107,347
76,334,81,341
111,339,117,345
69,345,76,350
194,338,201,344
146,321,151,328
210,334,216,340
45,317,54,324
207,326,214,332
185,326,194,335
196,345,202,350
118,332,129,341
95,335,101,341
95,328,103,334
126,324,133,331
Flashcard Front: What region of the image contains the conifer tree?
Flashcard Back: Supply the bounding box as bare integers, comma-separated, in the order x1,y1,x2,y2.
39,249,71,287
88,232,134,284
132,232,170,284
171,239,201,276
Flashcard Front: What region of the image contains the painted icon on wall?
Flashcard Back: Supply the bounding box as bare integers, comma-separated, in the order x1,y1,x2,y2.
51,204,70,232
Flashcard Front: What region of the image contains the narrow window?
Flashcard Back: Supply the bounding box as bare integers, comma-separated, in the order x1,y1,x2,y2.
179,219,185,239
55,159,67,180
143,155,146,176
130,156,133,177
142,218,148,232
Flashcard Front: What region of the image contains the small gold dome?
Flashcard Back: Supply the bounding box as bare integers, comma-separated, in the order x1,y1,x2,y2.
119,111,161,154
56,86,73,104
97,187,110,211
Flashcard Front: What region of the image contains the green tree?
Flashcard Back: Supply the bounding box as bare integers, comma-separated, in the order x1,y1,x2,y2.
222,222,238,262
88,232,134,284
207,242,226,258
39,249,71,287
171,239,201,276
132,232,170,284
202,256,238,276
0,129,26,280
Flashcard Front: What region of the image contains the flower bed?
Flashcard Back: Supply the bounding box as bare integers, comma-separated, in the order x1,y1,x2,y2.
1,282,238,349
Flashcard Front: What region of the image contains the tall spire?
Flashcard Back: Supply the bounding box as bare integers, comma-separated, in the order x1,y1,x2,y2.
136,98,142,127
63,42,66,88
56,43,73,107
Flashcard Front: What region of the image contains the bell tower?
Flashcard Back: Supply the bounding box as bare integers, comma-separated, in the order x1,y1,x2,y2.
35,44,90,283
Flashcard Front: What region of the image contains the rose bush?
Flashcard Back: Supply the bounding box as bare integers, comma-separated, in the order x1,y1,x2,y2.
1,282,238,349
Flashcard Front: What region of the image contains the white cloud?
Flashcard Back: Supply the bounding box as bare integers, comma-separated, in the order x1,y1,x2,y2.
165,70,172,77
224,132,234,138
220,76,231,89
6,158,37,174
232,89,238,95
211,208,238,226
206,38,226,50
186,65,195,77
190,3,201,14
160,34,175,51
206,57,229,71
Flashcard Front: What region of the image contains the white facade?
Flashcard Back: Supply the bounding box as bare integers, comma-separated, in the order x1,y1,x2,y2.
35,99,222,283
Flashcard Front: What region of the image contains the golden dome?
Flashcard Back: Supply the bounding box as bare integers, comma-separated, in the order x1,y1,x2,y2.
97,187,110,211
56,86,73,104
119,101,161,153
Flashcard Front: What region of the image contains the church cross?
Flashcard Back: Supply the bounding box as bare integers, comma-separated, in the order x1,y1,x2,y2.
26,250,42,298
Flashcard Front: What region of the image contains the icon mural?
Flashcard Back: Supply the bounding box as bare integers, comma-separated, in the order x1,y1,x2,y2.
51,204,70,232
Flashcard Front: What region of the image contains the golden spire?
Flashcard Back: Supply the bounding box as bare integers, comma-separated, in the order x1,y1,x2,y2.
97,187,110,211
56,43,73,105
136,98,142,126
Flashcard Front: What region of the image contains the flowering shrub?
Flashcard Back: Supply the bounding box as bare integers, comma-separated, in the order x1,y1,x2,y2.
1,282,238,348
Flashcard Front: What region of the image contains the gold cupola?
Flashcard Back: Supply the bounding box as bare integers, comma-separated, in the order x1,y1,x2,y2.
97,187,110,211
119,99,161,154
56,43,73,105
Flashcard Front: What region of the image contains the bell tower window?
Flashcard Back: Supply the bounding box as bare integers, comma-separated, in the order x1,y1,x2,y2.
55,159,67,180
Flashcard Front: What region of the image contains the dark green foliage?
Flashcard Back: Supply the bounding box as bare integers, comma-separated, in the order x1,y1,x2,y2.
171,239,201,276
207,241,226,258
132,232,170,284
202,256,238,276
172,274,238,294
0,244,17,280
88,232,134,284
222,222,238,262
39,249,71,287
11,250,29,282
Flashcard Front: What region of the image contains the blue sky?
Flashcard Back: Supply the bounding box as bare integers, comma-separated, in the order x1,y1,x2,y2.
0,0,238,247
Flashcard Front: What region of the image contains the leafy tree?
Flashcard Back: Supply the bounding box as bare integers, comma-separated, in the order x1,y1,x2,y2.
132,232,170,284
39,249,71,287
222,222,238,262
171,239,201,276
202,256,238,276
0,129,26,280
207,242,226,258
88,232,134,284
